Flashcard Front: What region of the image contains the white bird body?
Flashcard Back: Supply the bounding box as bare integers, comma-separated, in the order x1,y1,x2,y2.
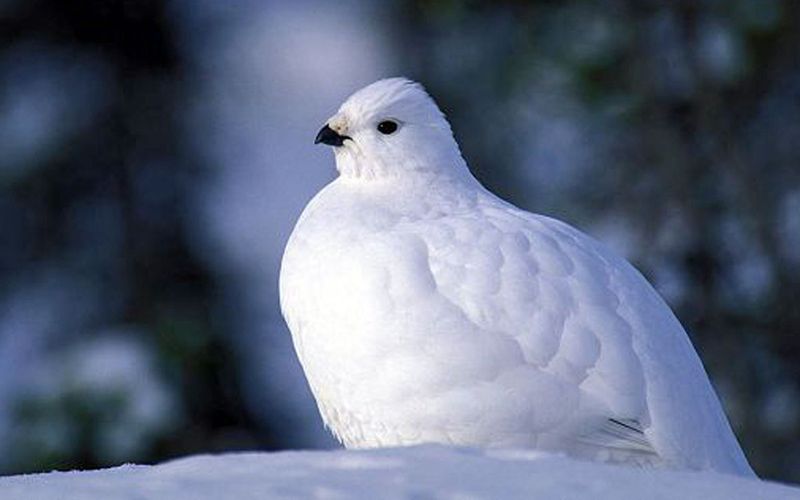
279,78,754,476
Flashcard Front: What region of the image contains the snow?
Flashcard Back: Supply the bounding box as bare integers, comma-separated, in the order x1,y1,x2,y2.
0,446,796,500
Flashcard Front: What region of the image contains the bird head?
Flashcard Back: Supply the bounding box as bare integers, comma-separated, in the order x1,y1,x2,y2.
315,78,470,180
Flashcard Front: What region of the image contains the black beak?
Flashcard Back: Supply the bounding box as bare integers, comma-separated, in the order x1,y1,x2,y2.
315,124,348,147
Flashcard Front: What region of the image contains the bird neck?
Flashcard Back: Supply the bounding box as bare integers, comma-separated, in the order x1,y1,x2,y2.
334,147,474,184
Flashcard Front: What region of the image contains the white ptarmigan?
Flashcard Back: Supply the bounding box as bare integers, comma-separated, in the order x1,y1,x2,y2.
279,78,754,476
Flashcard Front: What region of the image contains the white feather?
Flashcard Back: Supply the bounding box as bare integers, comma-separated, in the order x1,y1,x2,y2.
279,78,754,476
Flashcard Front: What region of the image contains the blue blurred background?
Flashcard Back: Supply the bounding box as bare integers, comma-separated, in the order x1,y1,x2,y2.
1,0,798,482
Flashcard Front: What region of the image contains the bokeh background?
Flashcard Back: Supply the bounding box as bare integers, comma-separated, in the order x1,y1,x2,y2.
1,0,798,482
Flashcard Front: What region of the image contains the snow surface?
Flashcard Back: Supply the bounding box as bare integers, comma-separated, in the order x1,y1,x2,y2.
0,446,796,500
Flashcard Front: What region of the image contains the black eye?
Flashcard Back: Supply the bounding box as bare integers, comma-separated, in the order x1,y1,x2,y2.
377,120,398,135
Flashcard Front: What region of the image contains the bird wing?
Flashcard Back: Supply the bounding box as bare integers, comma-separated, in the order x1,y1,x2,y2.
404,200,654,454
408,194,755,471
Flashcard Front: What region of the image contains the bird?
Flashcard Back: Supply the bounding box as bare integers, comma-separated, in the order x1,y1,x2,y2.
279,77,754,476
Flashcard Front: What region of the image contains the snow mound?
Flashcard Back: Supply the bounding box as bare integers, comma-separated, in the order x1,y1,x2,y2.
0,446,796,500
